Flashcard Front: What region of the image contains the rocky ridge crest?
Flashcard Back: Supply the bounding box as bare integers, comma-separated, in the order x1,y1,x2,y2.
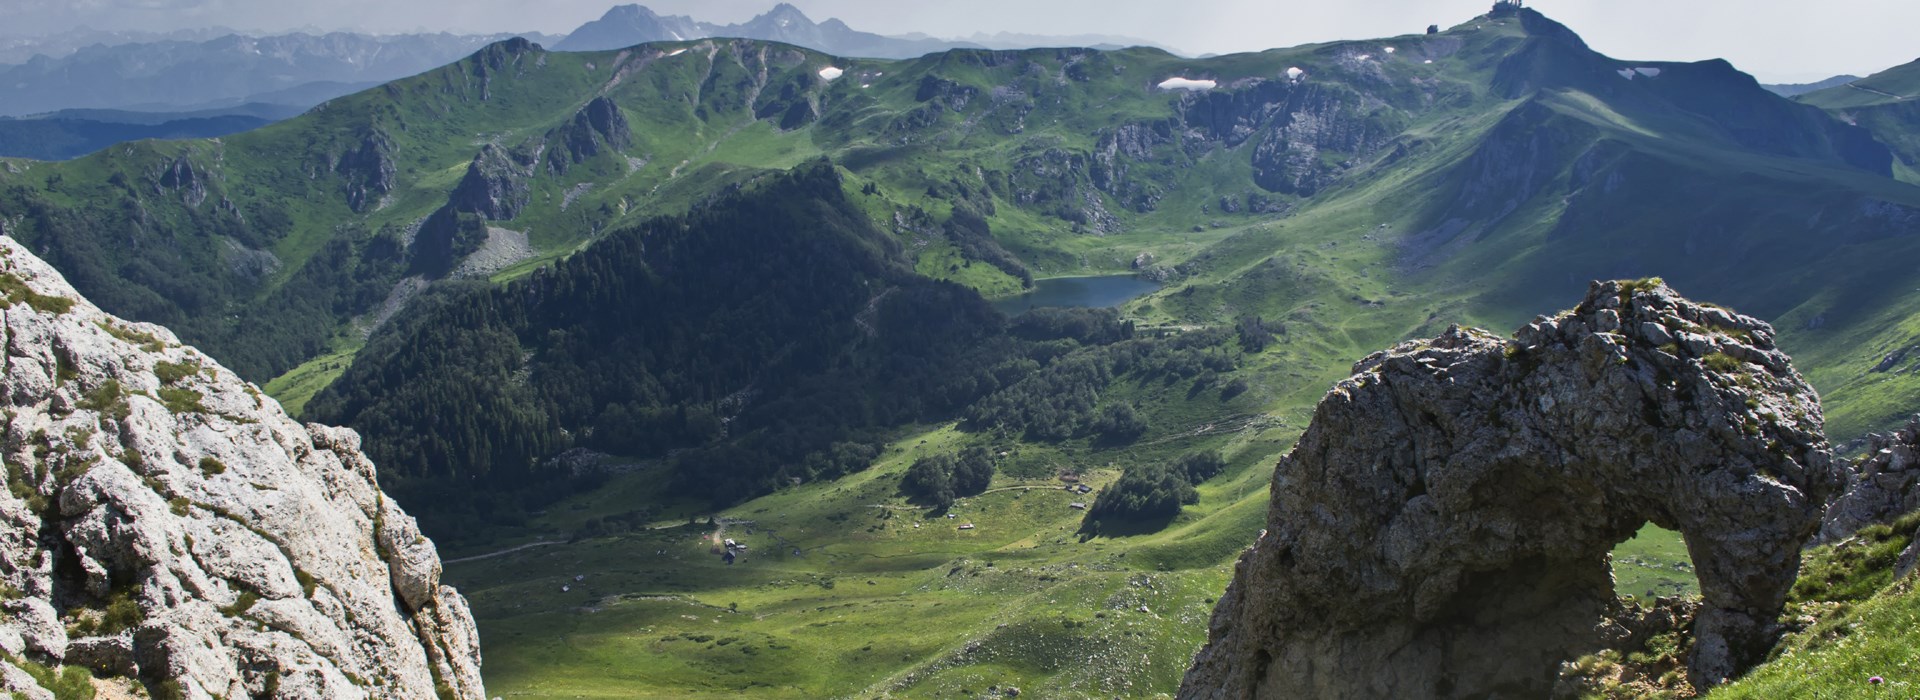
0,236,483,699
1179,280,1838,699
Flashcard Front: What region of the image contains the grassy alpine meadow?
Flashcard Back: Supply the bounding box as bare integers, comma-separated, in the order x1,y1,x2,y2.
446,419,1269,698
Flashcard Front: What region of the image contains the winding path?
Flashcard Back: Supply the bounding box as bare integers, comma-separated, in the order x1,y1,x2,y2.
443,540,564,565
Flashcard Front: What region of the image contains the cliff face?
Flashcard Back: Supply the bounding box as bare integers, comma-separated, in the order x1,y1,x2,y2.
0,236,483,699
1179,280,1838,699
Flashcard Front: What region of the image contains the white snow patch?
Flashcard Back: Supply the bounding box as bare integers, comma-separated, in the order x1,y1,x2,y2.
1356,54,1372,61
861,84,871,89
1423,59,1433,64
1156,77,1217,91
818,66,845,81
1286,67,1305,80
667,48,687,57
1617,68,1637,80
1634,67,1662,77
1384,46,1397,54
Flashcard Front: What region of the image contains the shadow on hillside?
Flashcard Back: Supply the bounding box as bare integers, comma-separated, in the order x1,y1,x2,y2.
1076,512,1178,542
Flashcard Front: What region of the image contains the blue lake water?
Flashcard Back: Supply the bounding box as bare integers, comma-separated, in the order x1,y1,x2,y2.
991,275,1161,316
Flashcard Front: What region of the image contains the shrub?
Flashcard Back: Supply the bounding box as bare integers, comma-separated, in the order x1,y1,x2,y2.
153,360,201,384
158,387,205,414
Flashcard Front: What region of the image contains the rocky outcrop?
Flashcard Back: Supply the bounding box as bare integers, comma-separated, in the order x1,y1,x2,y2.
447,143,534,222
154,156,209,209
335,128,398,213
544,97,632,175
1248,85,1406,197
1174,79,1405,198
998,148,1121,235
468,37,539,102
915,75,979,112
1180,280,1837,699
1819,417,1920,544
1902,532,1920,580
0,236,483,699
411,142,535,275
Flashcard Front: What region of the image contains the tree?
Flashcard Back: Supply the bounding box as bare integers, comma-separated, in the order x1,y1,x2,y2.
902,455,958,509
952,447,995,494
1085,463,1197,523
903,448,997,510
1174,451,1229,483
1091,403,1148,441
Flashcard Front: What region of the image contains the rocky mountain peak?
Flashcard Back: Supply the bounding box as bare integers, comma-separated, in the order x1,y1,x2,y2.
605,3,662,21
0,236,483,698
765,2,811,21
1179,279,1838,698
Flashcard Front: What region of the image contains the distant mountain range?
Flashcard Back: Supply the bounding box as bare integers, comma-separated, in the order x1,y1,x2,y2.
0,3,1174,130
555,3,1173,57
0,26,243,64
0,104,305,160
0,31,561,117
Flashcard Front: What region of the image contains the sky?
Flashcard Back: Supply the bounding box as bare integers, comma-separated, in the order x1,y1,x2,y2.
3,0,1915,82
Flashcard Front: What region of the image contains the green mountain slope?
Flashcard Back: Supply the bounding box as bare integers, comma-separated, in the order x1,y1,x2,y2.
1797,59,1920,183
0,12,1906,403
1800,58,1920,109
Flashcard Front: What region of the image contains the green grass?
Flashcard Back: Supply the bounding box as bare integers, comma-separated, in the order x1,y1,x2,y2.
1611,524,1699,600
263,341,362,419
450,408,1289,698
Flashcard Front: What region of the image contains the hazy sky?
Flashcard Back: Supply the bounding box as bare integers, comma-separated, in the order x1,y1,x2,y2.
4,0,1915,82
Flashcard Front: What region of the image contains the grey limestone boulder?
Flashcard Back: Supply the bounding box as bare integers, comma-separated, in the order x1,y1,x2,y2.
0,236,484,699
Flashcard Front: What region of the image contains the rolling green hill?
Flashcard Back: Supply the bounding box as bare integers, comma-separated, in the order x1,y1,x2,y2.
1800,58,1920,109
1798,58,1920,184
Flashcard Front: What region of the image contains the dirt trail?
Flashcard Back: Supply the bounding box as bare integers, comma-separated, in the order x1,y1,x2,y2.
443,540,563,565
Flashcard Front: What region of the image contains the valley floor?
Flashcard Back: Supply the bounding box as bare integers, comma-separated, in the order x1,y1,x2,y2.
445,421,1702,698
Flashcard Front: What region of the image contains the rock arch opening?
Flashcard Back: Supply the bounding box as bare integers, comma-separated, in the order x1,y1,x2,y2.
1611,524,1698,601
1179,280,1838,699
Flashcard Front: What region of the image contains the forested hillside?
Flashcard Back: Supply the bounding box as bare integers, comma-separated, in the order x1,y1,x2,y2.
309,163,1240,534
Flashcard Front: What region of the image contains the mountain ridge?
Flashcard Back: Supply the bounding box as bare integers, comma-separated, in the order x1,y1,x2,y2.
555,2,986,57
554,2,1176,58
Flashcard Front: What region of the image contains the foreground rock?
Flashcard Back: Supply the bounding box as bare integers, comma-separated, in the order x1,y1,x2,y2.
1819,417,1920,546
0,236,483,699
1180,280,1838,699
